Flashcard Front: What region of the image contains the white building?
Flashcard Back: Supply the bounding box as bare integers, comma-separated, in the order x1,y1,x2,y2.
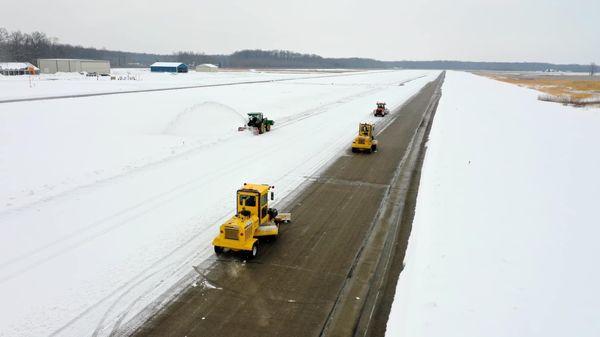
38,59,111,75
196,63,219,72
0,62,39,75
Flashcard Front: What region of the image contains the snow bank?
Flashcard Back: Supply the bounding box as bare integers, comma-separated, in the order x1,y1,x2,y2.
163,102,247,138
386,71,600,337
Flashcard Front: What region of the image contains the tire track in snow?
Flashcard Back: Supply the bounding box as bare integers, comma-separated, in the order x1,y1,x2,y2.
82,84,400,337
0,80,404,279
4,72,433,337
43,100,356,336
103,84,420,337
0,77,403,220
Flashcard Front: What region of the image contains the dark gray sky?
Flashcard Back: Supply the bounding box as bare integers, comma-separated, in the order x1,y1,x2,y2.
4,0,599,63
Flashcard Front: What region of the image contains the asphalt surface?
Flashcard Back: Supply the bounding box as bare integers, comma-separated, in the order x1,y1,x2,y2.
131,73,444,337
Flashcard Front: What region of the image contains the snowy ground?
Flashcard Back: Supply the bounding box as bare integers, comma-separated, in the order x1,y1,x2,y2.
386,71,600,337
0,68,373,101
0,69,439,337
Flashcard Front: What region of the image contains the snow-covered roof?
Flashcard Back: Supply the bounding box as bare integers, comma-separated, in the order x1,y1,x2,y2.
38,58,108,62
151,62,186,67
0,62,38,70
198,64,218,68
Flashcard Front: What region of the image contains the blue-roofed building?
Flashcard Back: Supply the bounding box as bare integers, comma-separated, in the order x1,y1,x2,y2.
150,62,188,73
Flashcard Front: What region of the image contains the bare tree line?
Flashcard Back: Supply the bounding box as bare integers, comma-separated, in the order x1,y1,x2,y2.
0,27,595,72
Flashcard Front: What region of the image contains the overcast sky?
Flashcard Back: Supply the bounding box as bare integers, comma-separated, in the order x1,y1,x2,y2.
3,0,598,64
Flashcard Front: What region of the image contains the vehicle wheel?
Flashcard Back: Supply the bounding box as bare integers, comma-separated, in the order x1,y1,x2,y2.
248,242,258,259
351,147,358,153
266,124,271,132
214,246,224,255
372,145,377,152
259,125,265,134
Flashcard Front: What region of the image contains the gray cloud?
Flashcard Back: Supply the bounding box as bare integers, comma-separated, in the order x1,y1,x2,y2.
3,0,598,63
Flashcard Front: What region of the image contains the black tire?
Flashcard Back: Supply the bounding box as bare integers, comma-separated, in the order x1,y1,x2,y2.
372,144,377,152
268,207,278,220
214,246,224,255
351,147,358,153
247,242,258,259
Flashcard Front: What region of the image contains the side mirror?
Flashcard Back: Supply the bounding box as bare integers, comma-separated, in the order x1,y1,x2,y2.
270,191,274,201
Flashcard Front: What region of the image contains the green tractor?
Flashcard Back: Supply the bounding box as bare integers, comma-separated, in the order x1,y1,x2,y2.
247,112,275,134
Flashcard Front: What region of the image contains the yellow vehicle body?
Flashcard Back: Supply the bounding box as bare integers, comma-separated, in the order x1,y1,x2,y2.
212,183,289,258
352,123,378,153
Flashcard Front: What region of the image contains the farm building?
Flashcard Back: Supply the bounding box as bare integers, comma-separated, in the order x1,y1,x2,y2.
196,64,218,72
0,62,40,75
150,62,188,73
38,59,111,75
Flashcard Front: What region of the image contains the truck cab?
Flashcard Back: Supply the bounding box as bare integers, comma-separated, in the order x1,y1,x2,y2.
236,184,273,225
352,123,378,153
213,183,288,258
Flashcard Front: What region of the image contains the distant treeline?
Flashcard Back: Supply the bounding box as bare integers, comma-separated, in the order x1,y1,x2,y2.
0,27,593,72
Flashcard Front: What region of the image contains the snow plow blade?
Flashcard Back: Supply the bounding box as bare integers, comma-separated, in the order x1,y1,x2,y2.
275,213,291,224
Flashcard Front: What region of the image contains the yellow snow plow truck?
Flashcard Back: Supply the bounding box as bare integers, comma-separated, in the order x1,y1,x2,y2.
212,183,291,258
351,123,378,153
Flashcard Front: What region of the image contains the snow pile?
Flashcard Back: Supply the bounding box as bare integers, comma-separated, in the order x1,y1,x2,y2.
164,102,246,138
386,71,600,337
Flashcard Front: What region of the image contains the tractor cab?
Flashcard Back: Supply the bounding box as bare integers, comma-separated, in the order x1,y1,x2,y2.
247,112,264,126
352,123,378,153
374,102,389,116
247,112,274,134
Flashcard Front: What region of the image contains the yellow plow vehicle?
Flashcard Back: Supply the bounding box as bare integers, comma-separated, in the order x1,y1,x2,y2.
351,123,378,153
212,183,291,258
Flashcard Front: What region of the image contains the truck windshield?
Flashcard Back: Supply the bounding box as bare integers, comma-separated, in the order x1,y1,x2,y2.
239,195,256,207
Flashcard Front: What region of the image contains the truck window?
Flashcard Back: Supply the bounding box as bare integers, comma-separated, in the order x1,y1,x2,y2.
239,195,256,207
262,194,268,205
261,206,268,218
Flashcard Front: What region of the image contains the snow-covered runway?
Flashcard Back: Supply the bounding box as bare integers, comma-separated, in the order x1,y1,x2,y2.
0,70,438,337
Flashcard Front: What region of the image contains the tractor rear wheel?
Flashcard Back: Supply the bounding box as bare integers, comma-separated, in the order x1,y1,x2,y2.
259,124,265,134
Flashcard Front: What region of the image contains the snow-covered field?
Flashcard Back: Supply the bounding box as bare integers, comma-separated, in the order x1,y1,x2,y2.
387,71,600,336
0,68,372,101
0,70,439,337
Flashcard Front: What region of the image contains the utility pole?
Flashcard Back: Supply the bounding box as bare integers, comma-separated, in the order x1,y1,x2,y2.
591,62,596,76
